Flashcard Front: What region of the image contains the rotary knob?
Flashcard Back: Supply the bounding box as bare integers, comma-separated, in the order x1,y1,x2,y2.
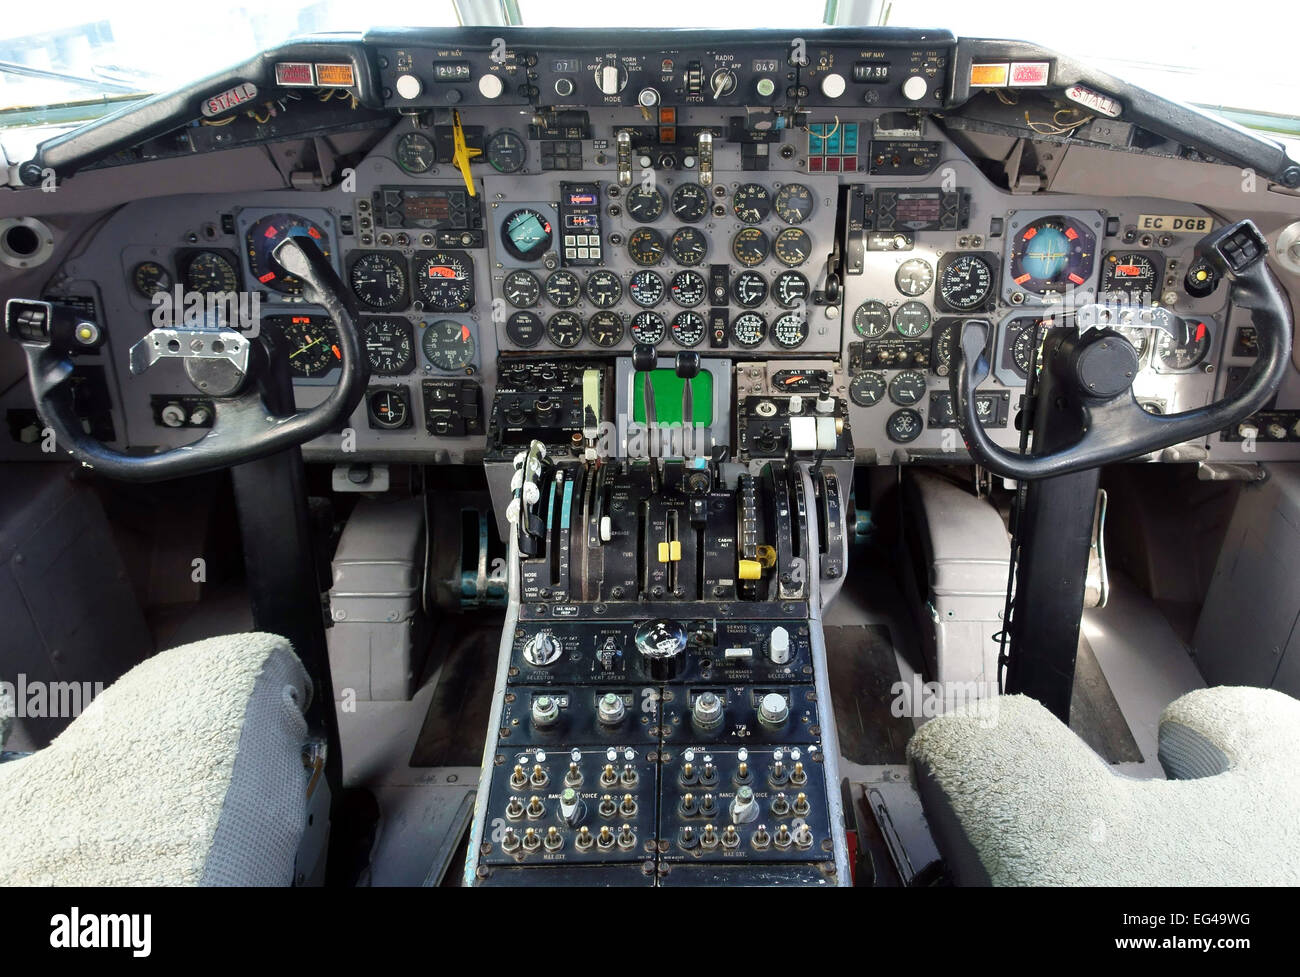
634,619,687,681
594,58,627,95
692,691,724,731
758,692,789,727
597,692,627,725
522,631,562,666
531,694,560,728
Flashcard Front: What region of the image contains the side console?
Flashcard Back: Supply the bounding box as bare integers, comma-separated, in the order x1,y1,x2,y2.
465,448,849,886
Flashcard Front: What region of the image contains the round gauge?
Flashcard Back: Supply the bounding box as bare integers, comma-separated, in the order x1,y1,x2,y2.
886,408,923,444
732,271,768,308
413,251,474,311
1157,318,1211,371
849,372,887,407
245,213,332,296
732,184,772,224
671,311,706,347
485,129,527,174
363,317,414,375
931,321,958,377
731,227,770,267
276,315,342,378
937,254,994,311
670,226,709,266
500,208,553,262
772,312,809,349
773,228,812,268
773,271,809,309
625,186,665,223
505,311,544,348
546,311,583,348
630,311,666,345
731,311,767,348
544,270,582,307
1007,319,1047,377
503,270,541,308
895,258,934,297
670,270,706,307
888,370,928,406
421,318,476,369
627,227,666,266
893,301,932,338
1101,251,1161,298
349,252,408,310
183,251,238,296
1007,215,1097,294
584,270,623,308
587,311,624,347
628,270,666,307
852,300,890,339
132,260,172,299
774,183,815,224
670,183,709,223
1116,325,1150,359
368,389,410,429
395,132,436,174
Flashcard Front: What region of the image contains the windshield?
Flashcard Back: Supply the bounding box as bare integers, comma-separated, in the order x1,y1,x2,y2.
0,1,1295,131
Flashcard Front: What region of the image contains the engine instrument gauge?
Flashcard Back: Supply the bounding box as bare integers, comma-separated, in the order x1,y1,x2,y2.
1116,325,1151,359
1100,251,1163,298
413,251,474,311
731,311,767,348
888,370,928,406
773,228,812,268
670,270,706,307
1002,316,1055,379
584,269,622,308
670,226,709,265
629,311,666,344
363,317,414,374
485,129,527,174
395,132,436,174
772,312,809,349
587,311,624,347
183,251,239,296
421,318,476,369
1156,318,1212,371
852,300,890,339
349,252,408,310
731,227,769,267
773,271,810,308
671,311,706,347
544,269,582,307
132,261,172,299
895,258,934,297
732,184,772,224
500,208,553,262
936,253,994,311
629,270,666,307
670,183,709,223
546,311,583,348
505,311,544,348
893,301,932,338
503,270,541,308
625,186,665,223
273,314,342,378
732,271,767,308
885,408,923,443
849,372,887,407
1007,215,1097,295
627,227,666,266
931,320,959,377
245,213,332,296
774,183,815,224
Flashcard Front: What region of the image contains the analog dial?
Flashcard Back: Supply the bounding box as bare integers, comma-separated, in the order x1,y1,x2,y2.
544,269,582,307
500,208,553,262
670,183,709,223
1008,215,1097,294
629,311,666,344
731,227,769,267
731,311,767,348
774,271,809,308
773,228,812,268
849,372,886,407
627,227,666,266
368,389,410,429
732,271,768,308
394,132,436,174
628,270,666,307
888,370,928,406
132,261,172,299
1156,318,1211,371
413,251,474,311
363,317,414,374
852,300,890,339
421,318,476,369
183,251,238,296
245,214,332,296
732,184,772,224
671,311,706,347
584,270,623,308
1100,251,1162,298
349,252,408,310
772,312,809,349
937,253,994,311
886,408,923,443
774,183,815,224
670,226,709,265
670,270,706,307
895,258,934,297
505,311,544,348
546,311,584,348
893,301,932,338
502,270,541,308
275,315,341,378
625,186,665,223
586,311,624,347
485,129,527,174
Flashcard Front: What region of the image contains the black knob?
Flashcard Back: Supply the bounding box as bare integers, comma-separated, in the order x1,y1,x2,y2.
634,619,687,681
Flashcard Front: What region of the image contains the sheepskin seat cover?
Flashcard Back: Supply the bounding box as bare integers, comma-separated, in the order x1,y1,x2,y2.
0,632,311,886
907,687,1300,885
